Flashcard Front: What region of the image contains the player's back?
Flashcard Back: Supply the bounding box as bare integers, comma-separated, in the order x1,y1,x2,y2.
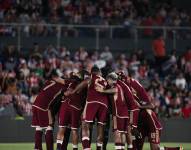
33,79,64,110
65,80,87,110
124,77,150,104
87,74,108,106
126,78,162,129
117,80,139,110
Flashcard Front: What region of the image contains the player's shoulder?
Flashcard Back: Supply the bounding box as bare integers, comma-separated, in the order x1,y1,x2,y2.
130,78,143,87
118,80,131,89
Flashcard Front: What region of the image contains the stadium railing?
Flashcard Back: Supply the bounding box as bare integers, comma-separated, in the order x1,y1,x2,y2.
0,23,191,51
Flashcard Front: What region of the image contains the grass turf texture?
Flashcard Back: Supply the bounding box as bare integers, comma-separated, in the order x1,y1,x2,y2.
0,143,190,150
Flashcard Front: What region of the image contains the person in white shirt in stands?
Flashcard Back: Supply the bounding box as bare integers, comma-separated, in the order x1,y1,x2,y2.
175,73,186,90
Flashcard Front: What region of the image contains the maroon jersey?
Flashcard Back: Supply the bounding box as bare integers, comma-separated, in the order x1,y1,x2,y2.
124,77,150,104
123,77,162,129
112,83,129,118
33,79,66,111
117,80,139,111
87,74,108,107
117,80,140,127
62,80,87,110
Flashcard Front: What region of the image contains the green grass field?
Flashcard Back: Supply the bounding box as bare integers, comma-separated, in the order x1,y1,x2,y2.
0,143,190,150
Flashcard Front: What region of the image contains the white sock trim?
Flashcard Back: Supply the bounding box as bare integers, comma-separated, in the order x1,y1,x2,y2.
160,147,165,150
115,145,122,149
128,144,133,148
82,136,90,141
97,143,103,147
72,144,78,148
56,139,63,144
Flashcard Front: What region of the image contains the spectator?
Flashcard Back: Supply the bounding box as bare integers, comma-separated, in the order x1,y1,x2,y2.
175,73,186,90
19,59,30,78
152,34,166,67
184,47,191,62
100,46,113,61
74,47,88,61
59,46,70,58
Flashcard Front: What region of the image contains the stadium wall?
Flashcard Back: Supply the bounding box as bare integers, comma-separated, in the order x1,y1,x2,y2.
0,116,191,143
0,37,190,56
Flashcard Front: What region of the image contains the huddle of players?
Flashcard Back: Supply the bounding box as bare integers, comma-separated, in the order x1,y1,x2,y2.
31,66,183,150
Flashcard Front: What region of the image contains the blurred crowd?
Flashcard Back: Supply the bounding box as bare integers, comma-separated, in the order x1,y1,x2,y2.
0,0,191,38
1,0,191,26
0,43,191,118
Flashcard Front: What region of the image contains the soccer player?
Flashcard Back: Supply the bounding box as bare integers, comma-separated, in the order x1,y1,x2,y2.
96,72,130,150
116,79,140,150
118,71,183,150
31,70,68,150
67,66,109,150
99,72,140,150
56,72,87,150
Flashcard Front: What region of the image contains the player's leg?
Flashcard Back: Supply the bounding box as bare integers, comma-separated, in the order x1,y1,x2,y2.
96,123,104,150
57,102,70,150
70,108,82,150
34,126,43,150
133,135,145,150
31,107,43,150
97,105,109,150
81,102,97,149
81,121,91,150
114,131,123,150
126,126,133,150
61,127,71,150
113,116,125,150
45,110,54,150
45,126,54,150
130,121,145,150
103,113,110,150
121,133,127,150
56,127,67,150
71,129,79,150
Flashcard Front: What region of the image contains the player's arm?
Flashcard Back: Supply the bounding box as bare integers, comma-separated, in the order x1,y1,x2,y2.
64,79,89,96
96,86,117,94
139,101,155,109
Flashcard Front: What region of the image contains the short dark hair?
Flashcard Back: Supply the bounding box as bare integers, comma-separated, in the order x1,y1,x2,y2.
79,70,90,79
50,69,59,77
91,66,101,74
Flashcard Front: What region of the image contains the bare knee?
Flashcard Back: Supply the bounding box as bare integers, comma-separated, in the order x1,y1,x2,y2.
82,122,90,137
72,130,78,144
57,128,65,140
114,131,122,143
97,124,104,143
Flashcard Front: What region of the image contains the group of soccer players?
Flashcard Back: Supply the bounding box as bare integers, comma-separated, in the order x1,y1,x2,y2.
31,66,183,150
